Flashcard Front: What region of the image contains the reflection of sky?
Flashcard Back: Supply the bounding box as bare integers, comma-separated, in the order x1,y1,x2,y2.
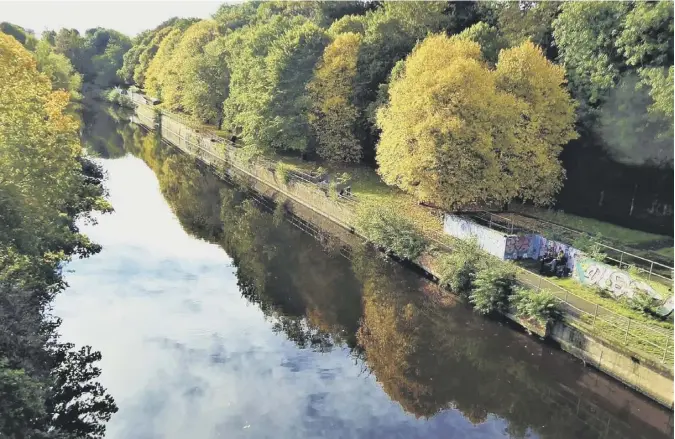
54,155,514,439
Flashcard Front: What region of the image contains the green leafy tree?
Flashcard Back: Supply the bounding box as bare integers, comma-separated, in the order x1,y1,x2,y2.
456,21,508,65
617,1,674,69
487,1,561,52
160,20,221,113
223,16,328,153
553,2,630,106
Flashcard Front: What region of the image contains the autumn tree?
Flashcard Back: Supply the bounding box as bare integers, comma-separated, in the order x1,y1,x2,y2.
144,27,184,99
159,20,221,113
308,32,362,162
376,35,577,209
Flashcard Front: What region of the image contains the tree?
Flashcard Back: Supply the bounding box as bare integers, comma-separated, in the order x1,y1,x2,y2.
87,29,132,87
456,21,508,65
132,26,174,87
376,35,576,209
34,40,83,100
0,32,115,438
488,1,561,53
494,41,578,203
144,27,184,99
308,32,362,162
553,2,630,106
160,20,221,113
617,1,674,69
181,36,231,125
222,15,328,153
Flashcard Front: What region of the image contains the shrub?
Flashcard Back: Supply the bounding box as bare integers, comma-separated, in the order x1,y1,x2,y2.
470,262,517,315
275,162,292,185
622,292,660,316
437,237,484,296
355,203,427,261
510,288,563,326
572,232,607,262
105,88,134,108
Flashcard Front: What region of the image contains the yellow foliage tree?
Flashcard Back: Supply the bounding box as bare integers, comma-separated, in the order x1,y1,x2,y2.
160,20,221,113
144,27,183,99
494,41,578,204
0,33,82,253
376,34,577,209
308,32,362,162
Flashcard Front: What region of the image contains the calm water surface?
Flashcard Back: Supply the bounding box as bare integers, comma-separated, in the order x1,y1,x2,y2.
53,106,673,439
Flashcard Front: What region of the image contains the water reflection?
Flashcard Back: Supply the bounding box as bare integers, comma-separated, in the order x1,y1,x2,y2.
54,104,673,439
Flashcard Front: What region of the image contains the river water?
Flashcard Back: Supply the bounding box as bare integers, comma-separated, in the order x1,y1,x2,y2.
53,105,673,439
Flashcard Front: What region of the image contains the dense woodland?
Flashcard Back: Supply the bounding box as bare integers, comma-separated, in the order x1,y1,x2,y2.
3,0,674,229
111,1,673,229
0,33,116,438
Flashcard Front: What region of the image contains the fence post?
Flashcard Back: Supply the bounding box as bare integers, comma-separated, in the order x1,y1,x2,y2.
649,261,654,280
538,276,542,291
619,252,623,270
624,318,631,343
592,303,598,326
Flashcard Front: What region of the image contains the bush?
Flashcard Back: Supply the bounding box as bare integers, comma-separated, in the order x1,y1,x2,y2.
355,203,427,261
572,232,607,262
275,162,293,185
470,262,517,315
437,237,484,295
510,288,563,326
105,88,133,108
622,292,660,316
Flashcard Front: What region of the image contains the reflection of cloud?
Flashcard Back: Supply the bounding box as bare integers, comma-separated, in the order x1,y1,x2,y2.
53,154,513,439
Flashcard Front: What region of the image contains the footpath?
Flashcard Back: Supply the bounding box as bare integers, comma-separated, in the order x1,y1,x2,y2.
129,98,674,408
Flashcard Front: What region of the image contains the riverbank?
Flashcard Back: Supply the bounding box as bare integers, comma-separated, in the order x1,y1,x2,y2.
129,101,674,408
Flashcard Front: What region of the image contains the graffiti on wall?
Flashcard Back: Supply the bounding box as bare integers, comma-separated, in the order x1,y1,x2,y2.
504,234,538,259
575,258,663,301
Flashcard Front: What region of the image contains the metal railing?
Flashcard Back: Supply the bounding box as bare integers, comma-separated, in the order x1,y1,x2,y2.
469,210,674,283
129,101,674,369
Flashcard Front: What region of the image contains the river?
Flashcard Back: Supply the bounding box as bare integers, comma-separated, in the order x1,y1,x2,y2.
53,104,673,439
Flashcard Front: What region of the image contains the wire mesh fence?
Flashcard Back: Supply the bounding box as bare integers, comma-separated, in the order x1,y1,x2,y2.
130,102,674,369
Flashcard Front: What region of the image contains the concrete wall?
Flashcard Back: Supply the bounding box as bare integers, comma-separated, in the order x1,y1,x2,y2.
551,323,674,408
443,214,507,258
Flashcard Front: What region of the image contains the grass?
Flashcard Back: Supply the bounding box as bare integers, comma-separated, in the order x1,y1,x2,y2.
656,247,674,259
546,276,673,329
525,208,669,246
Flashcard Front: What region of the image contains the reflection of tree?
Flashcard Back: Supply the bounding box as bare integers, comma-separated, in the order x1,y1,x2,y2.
80,102,135,159
353,246,652,439
127,127,363,353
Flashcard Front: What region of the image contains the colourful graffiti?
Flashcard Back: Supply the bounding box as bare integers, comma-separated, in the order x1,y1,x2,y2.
504,234,539,260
